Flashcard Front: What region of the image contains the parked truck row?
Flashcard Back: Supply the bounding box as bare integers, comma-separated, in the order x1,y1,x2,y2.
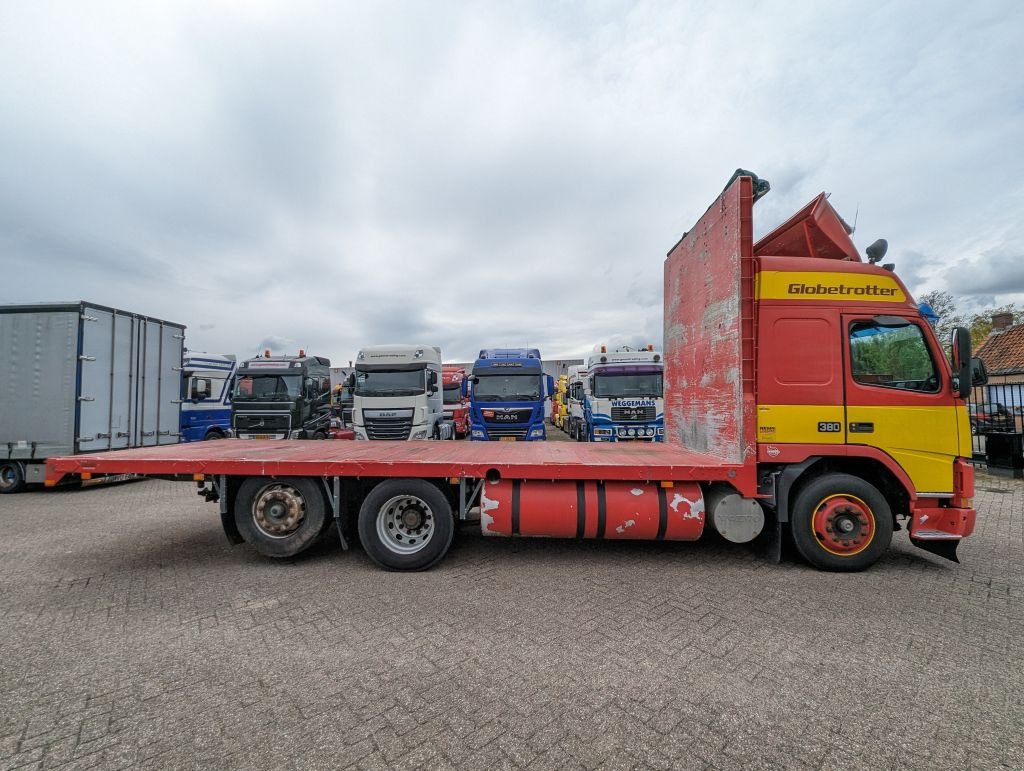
39,170,988,573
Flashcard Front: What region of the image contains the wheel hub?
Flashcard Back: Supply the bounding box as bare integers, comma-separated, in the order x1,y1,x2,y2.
253,485,306,538
812,495,875,556
377,495,435,555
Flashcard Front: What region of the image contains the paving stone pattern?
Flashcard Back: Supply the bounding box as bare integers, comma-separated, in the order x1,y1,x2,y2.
0,473,1022,770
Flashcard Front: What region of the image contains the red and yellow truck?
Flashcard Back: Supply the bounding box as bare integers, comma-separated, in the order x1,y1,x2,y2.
46,172,982,571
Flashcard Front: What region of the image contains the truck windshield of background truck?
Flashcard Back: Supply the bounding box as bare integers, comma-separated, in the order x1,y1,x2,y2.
442,384,461,404
233,375,301,401
849,321,939,392
472,374,541,402
592,369,663,398
355,369,425,397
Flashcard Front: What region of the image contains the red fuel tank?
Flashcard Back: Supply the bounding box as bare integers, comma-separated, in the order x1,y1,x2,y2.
480,479,704,541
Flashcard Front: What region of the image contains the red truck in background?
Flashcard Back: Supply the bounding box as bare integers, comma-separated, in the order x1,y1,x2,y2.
442,366,471,438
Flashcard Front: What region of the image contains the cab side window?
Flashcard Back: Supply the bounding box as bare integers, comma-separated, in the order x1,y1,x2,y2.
849,321,939,392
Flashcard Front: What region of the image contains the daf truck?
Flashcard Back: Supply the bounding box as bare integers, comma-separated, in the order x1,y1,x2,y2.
350,345,452,440
232,352,332,439
469,348,554,441
582,345,664,442
48,171,984,572
564,365,588,440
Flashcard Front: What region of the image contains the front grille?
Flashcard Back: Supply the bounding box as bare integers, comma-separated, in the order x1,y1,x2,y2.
611,406,656,422
365,417,413,440
483,408,533,423
486,426,528,439
235,413,291,431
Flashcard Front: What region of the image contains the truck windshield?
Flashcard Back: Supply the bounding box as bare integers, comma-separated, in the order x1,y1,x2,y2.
233,375,301,402
443,384,461,404
473,374,541,402
592,373,663,398
355,369,425,397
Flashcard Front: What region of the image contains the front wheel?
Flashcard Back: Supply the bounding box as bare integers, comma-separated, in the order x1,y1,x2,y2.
0,461,26,494
790,473,893,571
358,479,454,571
234,477,328,558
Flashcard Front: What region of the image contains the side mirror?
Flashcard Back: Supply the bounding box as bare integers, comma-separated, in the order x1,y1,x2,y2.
971,357,988,387
951,327,971,399
347,372,356,388
461,379,469,399
546,374,555,398
428,371,438,393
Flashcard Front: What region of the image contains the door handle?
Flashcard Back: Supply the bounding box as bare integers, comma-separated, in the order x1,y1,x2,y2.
849,422,874,433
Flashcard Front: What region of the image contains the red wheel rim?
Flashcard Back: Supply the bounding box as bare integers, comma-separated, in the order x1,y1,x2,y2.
811,494,875,556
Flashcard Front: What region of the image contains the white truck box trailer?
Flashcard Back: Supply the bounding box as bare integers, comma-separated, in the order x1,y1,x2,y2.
0,302,185,492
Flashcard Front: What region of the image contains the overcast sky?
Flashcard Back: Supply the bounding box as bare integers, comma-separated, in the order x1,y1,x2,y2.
2,0,1021,364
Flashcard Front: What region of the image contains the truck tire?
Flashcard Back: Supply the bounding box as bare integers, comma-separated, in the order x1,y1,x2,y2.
0,461,26,494
234,477,327,558
358,479,454,571
204,430,224,440
790,473,893,572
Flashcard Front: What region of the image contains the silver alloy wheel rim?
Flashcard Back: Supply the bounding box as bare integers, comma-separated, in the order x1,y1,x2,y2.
252,484,306,538
376,494,435,555
0,465,16,490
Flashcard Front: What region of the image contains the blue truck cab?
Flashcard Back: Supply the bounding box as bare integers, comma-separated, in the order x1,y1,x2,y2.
469,348,554,441
180,353,237,442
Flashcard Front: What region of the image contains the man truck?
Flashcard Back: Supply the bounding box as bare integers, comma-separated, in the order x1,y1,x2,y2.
442,366,471,438
350,345,452,440
581,345,664,442
469,348,554,441
47,171,984,572
180,353,237,441
232,351,332,440
1,302,183,493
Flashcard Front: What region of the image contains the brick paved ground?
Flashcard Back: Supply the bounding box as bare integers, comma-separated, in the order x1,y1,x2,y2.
0,472,1021,770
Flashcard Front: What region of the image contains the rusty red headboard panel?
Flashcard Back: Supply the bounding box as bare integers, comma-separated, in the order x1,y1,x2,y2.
663,176,756,464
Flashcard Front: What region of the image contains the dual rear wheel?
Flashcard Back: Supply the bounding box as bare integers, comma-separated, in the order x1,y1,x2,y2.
234,476,454,570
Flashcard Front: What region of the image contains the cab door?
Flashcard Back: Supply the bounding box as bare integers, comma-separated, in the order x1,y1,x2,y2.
843,315,960,494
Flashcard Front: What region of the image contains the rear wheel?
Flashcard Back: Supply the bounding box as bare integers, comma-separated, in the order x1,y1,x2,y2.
204,430,224,440
358,479,454,571
790,473,893,571
0,461,26,494
234,477,327,558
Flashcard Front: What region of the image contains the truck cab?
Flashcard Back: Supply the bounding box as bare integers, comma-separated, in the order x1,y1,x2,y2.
351,345,451,440
583,346,664,442
181,353,237,441
469,348,553,441
563,365,588,441
442,366,471,438
232,351,332,439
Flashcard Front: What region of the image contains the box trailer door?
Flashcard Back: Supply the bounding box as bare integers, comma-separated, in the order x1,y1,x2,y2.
156,320,184,444
77,308,117,453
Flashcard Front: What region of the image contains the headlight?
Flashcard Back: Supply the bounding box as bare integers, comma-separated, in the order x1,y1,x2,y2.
594,428,612,436
657,427,665,435
471,430,484,438
529,427,544,438
411,429,428,440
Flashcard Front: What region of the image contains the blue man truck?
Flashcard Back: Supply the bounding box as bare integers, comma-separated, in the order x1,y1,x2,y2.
469,348,554,441
180,353,237,441
582,345,665,442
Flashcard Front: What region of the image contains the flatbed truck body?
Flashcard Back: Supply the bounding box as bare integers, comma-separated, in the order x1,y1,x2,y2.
46,172,980,571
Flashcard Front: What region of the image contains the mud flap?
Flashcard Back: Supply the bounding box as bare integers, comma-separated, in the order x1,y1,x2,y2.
754,508,790,564
911,538,961,563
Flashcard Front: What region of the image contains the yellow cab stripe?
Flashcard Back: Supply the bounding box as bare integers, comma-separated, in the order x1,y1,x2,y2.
757,404,846,445
757,271,906,303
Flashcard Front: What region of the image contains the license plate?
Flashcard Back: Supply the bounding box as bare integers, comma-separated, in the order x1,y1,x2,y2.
499,436,518,442
252,434,274,439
